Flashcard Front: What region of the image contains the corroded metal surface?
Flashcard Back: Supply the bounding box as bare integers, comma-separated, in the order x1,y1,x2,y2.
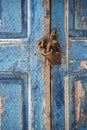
46,31,61,65
37,31,61,65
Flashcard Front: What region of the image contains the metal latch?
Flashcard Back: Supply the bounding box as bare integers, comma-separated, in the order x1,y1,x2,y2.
37,31,61,65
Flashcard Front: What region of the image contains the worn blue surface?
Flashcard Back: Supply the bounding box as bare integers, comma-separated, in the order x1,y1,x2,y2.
2,0,87,130
0,44,29,72
29,0,46,130
51,0,87,129
0,73,28,130
51,67,65,130
51,0,66,129
0,0,29,129
75,0,87,30
69,0,87,129
70,41,87,60
0,0,47,129
0,0,21,33
0,0,27,38
69,72,87,130
69,0,87,37
0,77,28,130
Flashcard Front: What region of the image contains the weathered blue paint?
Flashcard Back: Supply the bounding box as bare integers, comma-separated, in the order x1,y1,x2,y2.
1,0,21,33
0,44,29,72
69,17,87,130
0,0,47,129
29,0,46,130
69,0,87,129
0,73,28,130
75,0,87,30
69,0,87,37
2,0,87,130
69,41,87,71
69,72,87,130
70,41,87,60
51,0,66,129
0,36,29,128
51,0,87,129
51,67,65,130
0,0,27,38
0,0,28,130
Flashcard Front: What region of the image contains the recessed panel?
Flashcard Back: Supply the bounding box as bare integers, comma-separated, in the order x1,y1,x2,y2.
75,0,87,30
70,77,87,129
74,79,87,129
0,74,28,130
0,0,21,33
0,0,27,38
69,0,87,37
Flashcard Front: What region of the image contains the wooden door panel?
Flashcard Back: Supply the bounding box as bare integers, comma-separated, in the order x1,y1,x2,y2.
69,1,87,129
74,0,87,30
69,41,87,71
70,42,87,61
74,79,87,129
51,0,87,130
0,0,21,33
51,0,66,129
0,73,28,130
51,67,65,130
69,0,87,37
0,0,27,38
0,0,47,129
0,0,48,129
69,75,87,130
0,0,29,129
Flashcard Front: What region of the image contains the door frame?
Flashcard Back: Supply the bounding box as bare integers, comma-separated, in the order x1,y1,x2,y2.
44,0,51,130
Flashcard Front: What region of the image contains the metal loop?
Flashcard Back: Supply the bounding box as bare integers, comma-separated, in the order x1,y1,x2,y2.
37,44,53,56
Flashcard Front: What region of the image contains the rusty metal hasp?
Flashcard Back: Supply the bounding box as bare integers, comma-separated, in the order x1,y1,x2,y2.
37,31,61,65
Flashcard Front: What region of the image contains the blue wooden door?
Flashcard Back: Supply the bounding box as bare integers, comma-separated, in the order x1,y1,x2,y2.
0,0,47,130
51,0,87,130
0,0,29,129
2,0,87,130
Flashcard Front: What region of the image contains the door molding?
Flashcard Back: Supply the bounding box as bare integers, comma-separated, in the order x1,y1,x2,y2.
65,0,70,130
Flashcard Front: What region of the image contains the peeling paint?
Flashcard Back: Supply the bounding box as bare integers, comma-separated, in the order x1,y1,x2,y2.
80,61,87,69
74,81,85,128
0,97,6,114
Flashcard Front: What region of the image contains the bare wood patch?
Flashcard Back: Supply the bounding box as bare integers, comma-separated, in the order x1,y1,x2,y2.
80,61,87,69
74,80,85,128
65,76,69,130
43,0,51,130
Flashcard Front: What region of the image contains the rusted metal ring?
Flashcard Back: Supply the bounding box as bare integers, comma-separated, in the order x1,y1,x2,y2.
37,45,53,56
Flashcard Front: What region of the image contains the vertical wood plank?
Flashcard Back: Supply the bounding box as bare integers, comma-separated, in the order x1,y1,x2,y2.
44,0,51,130
51,0,66,129
29,0,46,130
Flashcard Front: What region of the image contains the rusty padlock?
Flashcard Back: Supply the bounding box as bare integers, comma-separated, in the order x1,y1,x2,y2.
37,31,61,65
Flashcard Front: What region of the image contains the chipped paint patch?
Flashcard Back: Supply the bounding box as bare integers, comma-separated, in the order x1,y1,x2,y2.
0,97,6,114
80,61,87,69
74,81,85,128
